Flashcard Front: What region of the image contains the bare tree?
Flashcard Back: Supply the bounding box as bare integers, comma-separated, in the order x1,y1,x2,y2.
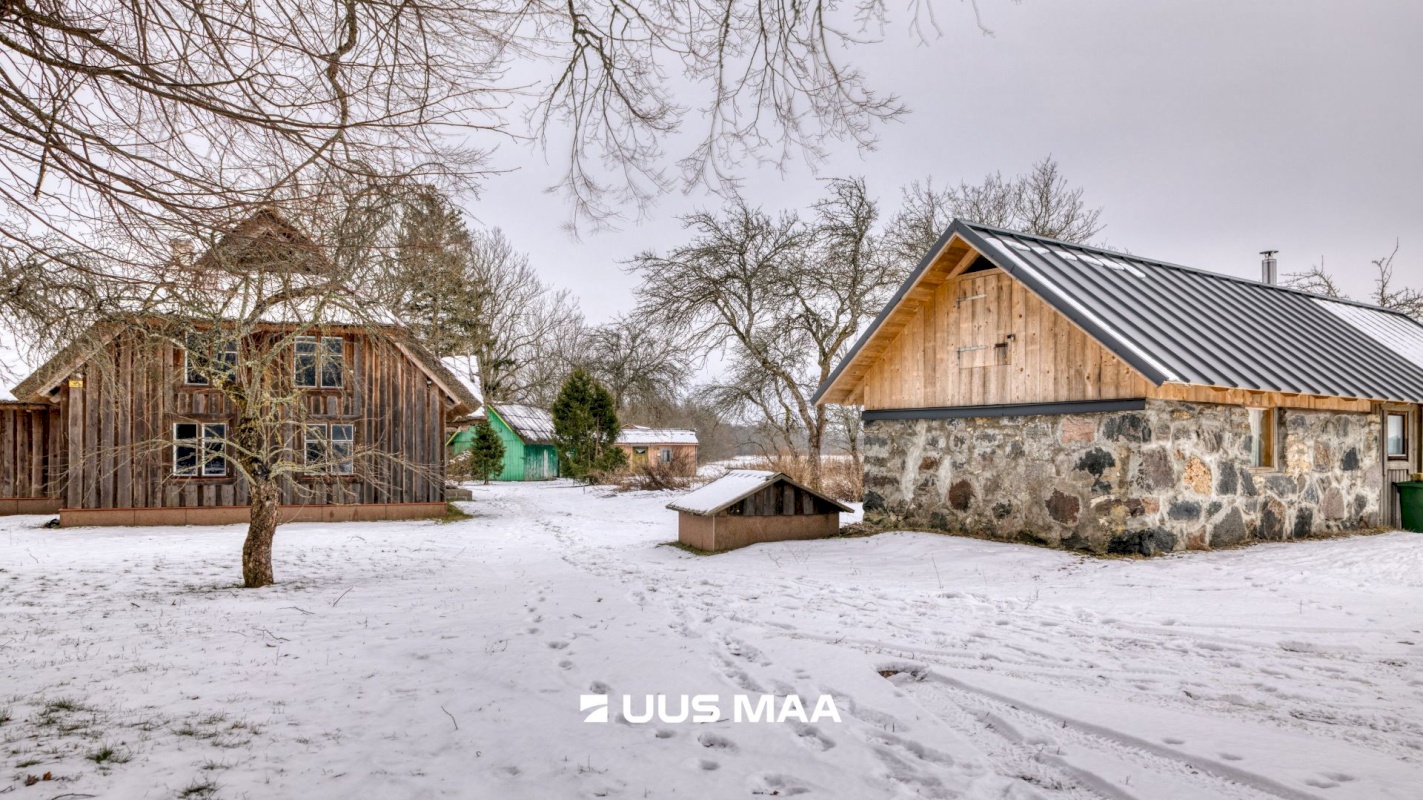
577,315,694,415
463,229,585,405
634,178,896,484
1283,241,1421,319
1282,260,1345,299
885,156,1105,262
1369,241,1423,319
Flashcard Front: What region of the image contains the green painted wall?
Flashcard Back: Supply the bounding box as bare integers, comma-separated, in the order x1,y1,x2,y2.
488,407,558,481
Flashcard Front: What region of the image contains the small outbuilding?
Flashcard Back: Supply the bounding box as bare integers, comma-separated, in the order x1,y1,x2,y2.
617,426,699,475
668,470,850,552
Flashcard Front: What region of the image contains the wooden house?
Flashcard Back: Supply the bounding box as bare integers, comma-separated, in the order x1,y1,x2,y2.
478,403,559,481
667,470,850,552
815,219,1423,554
0,213,480,526
616,426,699,475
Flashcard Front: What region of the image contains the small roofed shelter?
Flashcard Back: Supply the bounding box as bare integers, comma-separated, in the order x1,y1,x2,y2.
616,426,699,475
474,403,559,481
667,470,850,552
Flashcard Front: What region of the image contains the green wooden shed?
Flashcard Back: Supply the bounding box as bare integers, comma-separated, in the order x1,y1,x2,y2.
449,403,560,481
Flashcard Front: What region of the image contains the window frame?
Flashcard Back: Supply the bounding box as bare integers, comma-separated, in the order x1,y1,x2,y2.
183,337,239,386
1247,407,1278,470
294,335,344,389
304,422,356,475
1386,411,1409,461
173,422,228,477
660,447,673,463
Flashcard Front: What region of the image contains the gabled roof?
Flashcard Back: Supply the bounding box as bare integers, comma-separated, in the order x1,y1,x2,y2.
618,426,698,446
815,219,1423,406
666,470,852,516
490,403,556,445
440,355,484,420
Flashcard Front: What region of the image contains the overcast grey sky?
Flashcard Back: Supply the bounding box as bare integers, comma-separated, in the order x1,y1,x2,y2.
465,0,1423,324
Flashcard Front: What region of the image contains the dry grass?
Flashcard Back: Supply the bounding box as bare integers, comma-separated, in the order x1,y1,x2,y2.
603,456,699,492
739,454,862,503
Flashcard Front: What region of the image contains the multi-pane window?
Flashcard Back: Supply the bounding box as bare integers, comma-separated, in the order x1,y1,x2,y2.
1387,412,1408,459
1248,408,1277,469
305,423,355,475
184,337,238,385
660,448,673,463
294,336,344,388
173,423,227,477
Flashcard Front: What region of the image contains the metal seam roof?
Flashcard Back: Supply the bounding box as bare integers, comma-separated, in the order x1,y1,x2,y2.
814,219,1423,406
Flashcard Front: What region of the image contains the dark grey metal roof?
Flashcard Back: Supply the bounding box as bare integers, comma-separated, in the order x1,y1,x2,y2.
815,219,1423,405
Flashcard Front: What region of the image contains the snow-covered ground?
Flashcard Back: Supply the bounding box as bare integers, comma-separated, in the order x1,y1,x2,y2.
3,481,1422,799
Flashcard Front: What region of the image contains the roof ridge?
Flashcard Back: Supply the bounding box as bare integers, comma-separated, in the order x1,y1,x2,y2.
960,220,1420,323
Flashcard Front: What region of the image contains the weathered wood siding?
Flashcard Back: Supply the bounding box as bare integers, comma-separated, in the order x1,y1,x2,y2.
619,443,699,476
726,481,843,517
59,330,450,510
0,405,63,502
862,268,1152,410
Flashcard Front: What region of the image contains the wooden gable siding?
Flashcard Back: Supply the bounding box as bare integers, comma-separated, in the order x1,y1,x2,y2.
0,405,64,501
862,268,1152,410
726,480,843,517
59,330,448,510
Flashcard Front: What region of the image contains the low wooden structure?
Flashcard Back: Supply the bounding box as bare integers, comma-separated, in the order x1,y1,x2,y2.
617,426,699,476
668,470,849,553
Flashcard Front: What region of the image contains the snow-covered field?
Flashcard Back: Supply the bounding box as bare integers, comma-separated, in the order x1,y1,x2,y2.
3,481,1422,799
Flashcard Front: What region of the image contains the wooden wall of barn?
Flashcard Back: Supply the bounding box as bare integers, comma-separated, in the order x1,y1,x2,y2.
862,268,1153,410
59,330,449,510
0,404,63,506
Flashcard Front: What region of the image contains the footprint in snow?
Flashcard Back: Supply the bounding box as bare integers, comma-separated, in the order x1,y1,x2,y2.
1162,737,1186,745
558,659,573,670
1219,752,1243,761
547,640,570,650
793,723,836,752
589,681,612,694
699,759,719,771
697,732,737,751
654,728,676,739
526,627,540,635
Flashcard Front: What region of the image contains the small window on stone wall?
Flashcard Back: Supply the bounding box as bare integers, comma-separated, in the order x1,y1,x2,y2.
1248,407,1277,469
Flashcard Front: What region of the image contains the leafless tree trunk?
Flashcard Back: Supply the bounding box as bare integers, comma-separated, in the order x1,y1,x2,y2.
634,178,895,487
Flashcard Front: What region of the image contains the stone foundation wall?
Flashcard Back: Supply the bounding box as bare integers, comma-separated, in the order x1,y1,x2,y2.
862,400,1382,554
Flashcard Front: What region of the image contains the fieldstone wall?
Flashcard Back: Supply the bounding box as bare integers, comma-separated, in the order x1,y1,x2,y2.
862,400,1382,555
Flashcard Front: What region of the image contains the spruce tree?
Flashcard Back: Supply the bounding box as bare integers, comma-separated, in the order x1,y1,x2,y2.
468,420,506,485
552,369,627,481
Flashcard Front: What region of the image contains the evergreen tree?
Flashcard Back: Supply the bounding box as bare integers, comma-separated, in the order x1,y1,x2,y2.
468,420,506,485
390,187,489,357
552,369,627,480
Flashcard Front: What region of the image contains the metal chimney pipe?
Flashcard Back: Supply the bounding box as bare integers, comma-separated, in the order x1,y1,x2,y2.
1260,250,1278,285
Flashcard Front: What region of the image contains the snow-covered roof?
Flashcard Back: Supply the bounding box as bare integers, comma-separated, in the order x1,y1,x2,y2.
493,403,556,445
440,355,483,408
617,426,698,446
1316,299,1423,372
666,470,851,516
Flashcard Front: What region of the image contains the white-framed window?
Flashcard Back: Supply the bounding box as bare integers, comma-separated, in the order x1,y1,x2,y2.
184,336,238,385
1248,407,1278,469
173,422,227,477
305,423,355,475
294,336,344,388
1387,412,1408,459
660,447,673,463
633,447,647,456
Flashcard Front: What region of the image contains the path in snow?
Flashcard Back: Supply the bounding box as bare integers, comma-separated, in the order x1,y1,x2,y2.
2,480,1422,798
